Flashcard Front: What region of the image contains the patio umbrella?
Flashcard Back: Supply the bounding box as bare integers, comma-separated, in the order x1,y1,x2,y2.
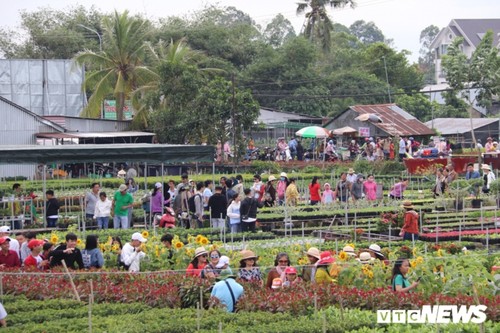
332,126,357,136
295,126,330,139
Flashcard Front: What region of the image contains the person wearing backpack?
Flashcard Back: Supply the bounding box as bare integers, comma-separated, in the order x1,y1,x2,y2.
188,182,204,229
81,235,104,269
240,188,264,233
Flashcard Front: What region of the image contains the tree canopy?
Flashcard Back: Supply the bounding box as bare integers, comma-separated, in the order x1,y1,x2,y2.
1,4,435,143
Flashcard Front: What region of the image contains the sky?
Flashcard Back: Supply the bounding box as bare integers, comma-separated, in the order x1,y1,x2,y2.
2,0,500,63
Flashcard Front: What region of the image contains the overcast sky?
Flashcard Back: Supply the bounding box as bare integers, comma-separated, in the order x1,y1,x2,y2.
2,0,500,62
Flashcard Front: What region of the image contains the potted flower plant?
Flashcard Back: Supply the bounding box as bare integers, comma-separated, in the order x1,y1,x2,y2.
447,179,470,211
467,178,484,208
489,178,500,208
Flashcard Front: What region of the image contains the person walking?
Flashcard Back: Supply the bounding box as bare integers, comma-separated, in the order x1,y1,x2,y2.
240,189,264,233
112,184,134,229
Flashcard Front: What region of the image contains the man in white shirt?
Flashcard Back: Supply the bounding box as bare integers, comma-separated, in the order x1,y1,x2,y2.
120,232,147,272
398,137,407,161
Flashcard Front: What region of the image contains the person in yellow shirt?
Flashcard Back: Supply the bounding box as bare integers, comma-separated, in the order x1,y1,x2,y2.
285,178,299,206
314,251,336,284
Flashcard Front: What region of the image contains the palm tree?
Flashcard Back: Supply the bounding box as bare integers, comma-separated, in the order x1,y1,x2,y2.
74,11,156,120
297,0,356,51
130,38,223,129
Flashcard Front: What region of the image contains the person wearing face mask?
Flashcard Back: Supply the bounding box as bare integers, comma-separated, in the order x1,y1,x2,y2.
276,172,289,206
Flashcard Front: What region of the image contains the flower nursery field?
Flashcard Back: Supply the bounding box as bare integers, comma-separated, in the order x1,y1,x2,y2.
1,163,500,331
1,227,499,331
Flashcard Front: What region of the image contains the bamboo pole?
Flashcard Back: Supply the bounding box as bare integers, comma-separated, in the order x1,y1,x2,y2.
62,260,81,301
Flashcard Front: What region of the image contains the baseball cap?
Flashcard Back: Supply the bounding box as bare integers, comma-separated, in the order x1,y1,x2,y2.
216,255,230,269
28,239,44,250
0,226,11,233
0,237,10,245
131,232,147,243
155,182,162,189
285,266,297,275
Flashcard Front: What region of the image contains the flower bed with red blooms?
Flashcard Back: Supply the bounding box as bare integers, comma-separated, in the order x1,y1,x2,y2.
3,269,497,321
1,269,185,308
421,228,500,240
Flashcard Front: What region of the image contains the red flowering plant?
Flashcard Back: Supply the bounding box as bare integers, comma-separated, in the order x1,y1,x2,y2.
377,211,402,232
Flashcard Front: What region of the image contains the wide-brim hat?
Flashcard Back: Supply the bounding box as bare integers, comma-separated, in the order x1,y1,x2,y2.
194,247,208,258
348,168,355,174
356,252,375,264
118,184,128,192
305,247,321,260
401,200,414,209
481,164,491,171
342,246,356,256
368,244,382,255
268,175,277,182
280,172,287,178
317,251,335,265
240,250,258,261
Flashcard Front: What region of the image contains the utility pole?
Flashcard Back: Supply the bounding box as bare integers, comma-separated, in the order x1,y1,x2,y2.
382,56,391,103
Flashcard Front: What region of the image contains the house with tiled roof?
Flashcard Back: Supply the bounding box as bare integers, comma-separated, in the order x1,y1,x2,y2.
430,19,500,84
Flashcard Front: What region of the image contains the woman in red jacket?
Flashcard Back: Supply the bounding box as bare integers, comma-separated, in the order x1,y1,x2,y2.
309,176,321,205
400,201,419,241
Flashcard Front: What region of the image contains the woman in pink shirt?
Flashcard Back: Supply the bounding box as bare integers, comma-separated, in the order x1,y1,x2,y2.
321,183,335,204
389,178,408,200
363,174,377,201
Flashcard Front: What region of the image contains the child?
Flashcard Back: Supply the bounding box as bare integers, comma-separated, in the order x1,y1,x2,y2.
24,239,48,270
283,266,302,287
321,183,335,204
94,192,112,230
45,190,60,228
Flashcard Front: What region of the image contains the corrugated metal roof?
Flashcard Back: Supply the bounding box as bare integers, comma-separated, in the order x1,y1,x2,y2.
348,104,435,137
36,131,155,139
0,144,214,164
424,118,499,135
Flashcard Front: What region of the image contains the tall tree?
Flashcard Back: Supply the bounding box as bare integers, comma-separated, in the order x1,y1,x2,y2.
349,20,385,45
262,14,296,48
296,0,356,52
441,30,500,146
418,25,440,84
0,6,103,59
74,11,156,120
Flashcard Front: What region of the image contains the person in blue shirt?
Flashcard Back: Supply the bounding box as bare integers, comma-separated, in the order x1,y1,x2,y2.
288,137,297,160
210,269,244,312
465,163,480,180
391,258,419,293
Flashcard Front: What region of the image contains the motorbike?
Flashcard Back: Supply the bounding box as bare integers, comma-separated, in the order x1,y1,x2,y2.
244,148,260,161
259,147,275,161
